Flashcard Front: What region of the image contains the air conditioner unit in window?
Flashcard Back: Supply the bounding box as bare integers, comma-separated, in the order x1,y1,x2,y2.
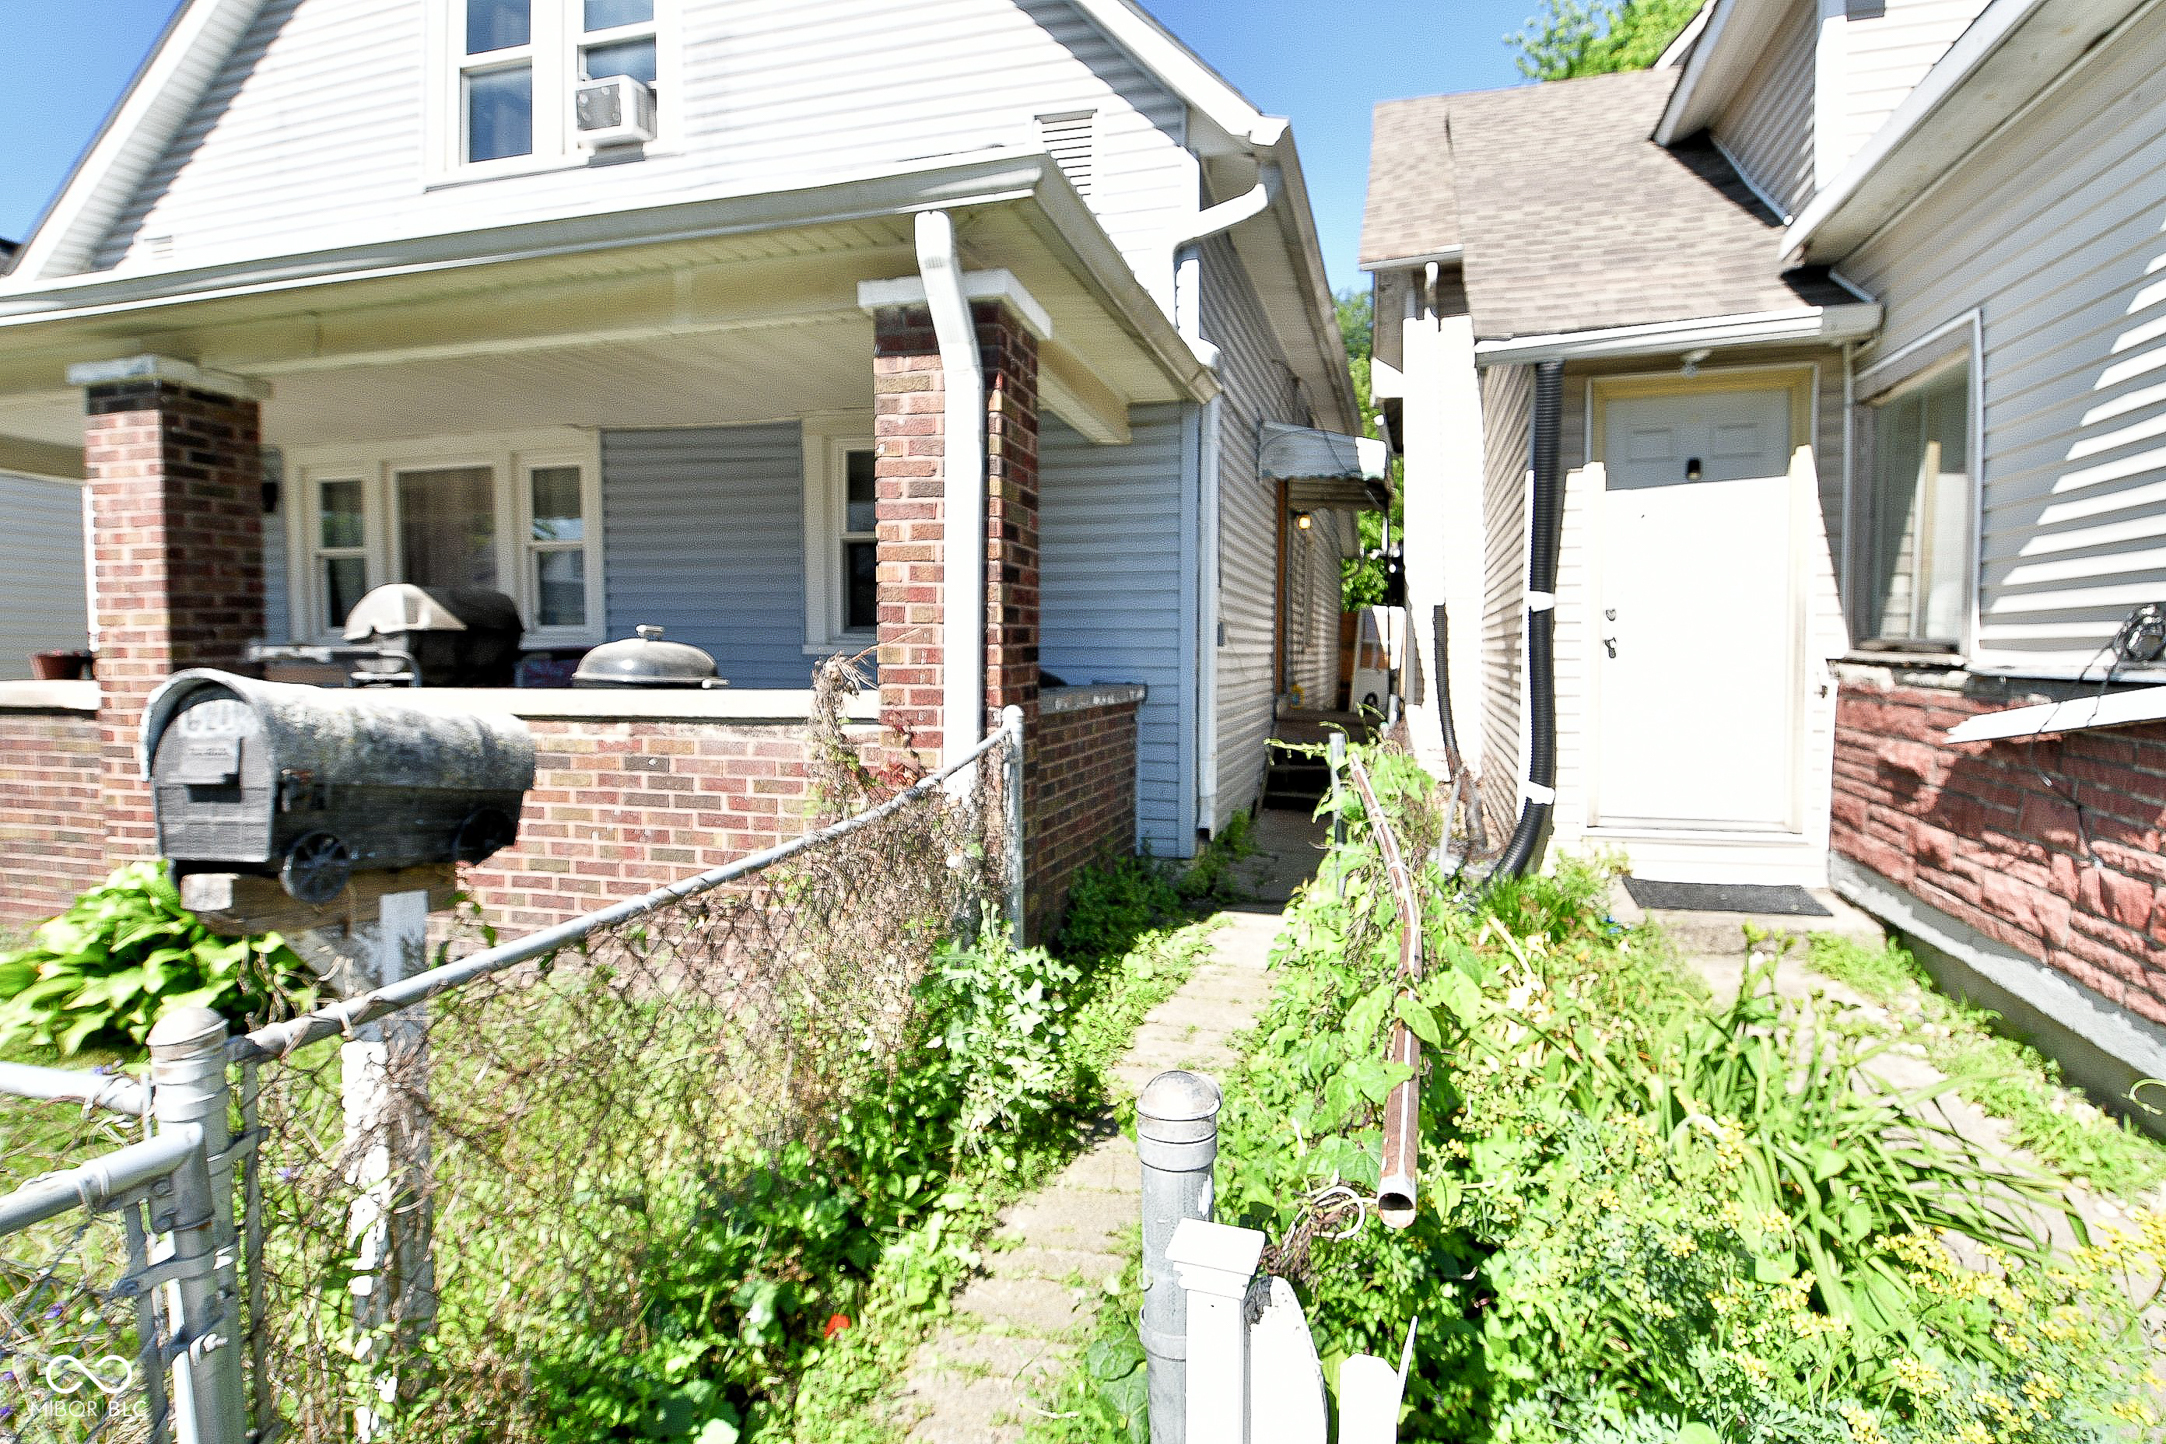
575,74,656,147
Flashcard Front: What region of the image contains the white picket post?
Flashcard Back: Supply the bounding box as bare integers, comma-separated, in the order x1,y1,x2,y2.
1165,1217,1264,1444
1334,1355,1406,1444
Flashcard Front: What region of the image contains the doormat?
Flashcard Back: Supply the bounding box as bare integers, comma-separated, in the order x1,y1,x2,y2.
1621,878,1832,917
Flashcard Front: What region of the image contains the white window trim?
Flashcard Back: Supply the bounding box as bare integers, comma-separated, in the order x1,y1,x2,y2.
1846,310,1983,658
800,415,878,655
426,0,678,186
287,428,605,649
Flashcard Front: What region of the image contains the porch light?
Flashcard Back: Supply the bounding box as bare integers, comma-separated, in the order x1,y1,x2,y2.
1293,511,1314,531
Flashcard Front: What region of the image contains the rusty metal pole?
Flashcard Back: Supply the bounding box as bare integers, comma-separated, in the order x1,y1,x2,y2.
1348,758,1423,1230
1138,1069,1222,1444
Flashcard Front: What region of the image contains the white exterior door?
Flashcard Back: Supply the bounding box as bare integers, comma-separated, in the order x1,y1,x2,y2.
1595,387,1798,833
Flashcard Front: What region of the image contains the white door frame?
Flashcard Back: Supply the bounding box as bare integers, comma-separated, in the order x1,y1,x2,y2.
1580,363,1821,865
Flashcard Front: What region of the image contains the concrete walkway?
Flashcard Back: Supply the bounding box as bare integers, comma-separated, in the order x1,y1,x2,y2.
894,887,1299,1441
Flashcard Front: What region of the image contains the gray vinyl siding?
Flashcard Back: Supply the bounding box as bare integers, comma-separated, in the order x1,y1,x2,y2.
1842,0,2166,676
0,474,89,680
86,0,1195,309
1479,363,1532,839
1040,405,1192,855
1285,523,1339,706
1202,231,1308,830
600,424,809,688
1712,0,1817,219
1840,0,1986,167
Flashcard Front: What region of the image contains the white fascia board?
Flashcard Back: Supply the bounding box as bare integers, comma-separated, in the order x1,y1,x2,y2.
8,0,267,286
1945,684,2166,742
1783,0,2148,263
1066,0,1278,149
1357,246,1464,274
856,269,1054,339
1258,128,1361,435
1471,301,1882,363
1653,0,1762,145
1656,0,1719,68
0,150,1050,327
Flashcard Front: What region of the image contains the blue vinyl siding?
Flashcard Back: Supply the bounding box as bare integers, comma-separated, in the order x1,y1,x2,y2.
1040,404,1194,856
0,474,89,680
601,424,811,688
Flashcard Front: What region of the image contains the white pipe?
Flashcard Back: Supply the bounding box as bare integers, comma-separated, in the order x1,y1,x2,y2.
914,209,986,785
1173,164,1281,249
1196,394,1223,836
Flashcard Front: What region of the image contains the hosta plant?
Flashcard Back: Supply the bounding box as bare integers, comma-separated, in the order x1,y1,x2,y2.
0,862,317,1054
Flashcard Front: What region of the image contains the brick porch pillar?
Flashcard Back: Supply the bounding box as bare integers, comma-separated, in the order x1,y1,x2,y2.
869,300,1041,775
70,356,268,862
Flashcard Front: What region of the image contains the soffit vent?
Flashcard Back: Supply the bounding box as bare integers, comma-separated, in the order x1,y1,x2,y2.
1037,109,1097,197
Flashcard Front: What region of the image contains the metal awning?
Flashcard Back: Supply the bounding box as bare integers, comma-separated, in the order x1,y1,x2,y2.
1258,422,1390,511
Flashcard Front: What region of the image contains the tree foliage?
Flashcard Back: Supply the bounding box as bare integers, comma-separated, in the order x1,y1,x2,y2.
1506,0,1705,81
1336,288,1400,612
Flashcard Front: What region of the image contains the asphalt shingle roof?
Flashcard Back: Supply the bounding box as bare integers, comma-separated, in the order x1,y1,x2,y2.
1361,69,1852,342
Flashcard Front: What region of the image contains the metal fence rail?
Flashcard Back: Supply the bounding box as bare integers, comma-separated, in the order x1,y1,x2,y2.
1,707,1025,1443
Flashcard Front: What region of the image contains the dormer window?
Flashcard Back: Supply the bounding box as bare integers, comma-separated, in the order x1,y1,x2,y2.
441,0,667,174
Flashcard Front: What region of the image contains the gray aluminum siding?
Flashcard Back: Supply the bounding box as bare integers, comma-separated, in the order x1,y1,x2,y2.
0,474,89,680
1039,405,1196,856
600,424,811,689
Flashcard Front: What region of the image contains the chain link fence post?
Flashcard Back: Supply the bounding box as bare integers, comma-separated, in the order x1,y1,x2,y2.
1327,732,1347,895
1002,703,1026,937
147,1004,247,1444
1138,1068,1222,1444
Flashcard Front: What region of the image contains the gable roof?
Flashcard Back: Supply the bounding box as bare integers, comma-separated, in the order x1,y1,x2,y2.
1361,68,1854,343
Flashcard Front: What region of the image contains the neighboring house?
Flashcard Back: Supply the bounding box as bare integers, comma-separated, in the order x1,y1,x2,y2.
0,0,1373,931
1369,0,2166,1106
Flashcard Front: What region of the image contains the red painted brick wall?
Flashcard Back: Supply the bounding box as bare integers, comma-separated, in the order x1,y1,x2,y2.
0,710,107,927
83,379,264,861
1832,674,2166,1024
460,718,879,933
1025,696,1142,940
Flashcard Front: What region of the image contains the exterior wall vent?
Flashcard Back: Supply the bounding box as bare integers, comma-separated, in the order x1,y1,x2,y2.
1036,110,1096,197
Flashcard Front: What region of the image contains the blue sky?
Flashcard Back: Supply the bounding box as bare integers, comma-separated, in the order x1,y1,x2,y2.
0,0,1535,293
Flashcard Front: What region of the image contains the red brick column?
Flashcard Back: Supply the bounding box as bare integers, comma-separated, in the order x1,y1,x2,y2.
78,363,266,861
870,301,1040,774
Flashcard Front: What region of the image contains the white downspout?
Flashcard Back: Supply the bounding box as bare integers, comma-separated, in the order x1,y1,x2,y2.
1196,394,1223,836
915,210,986,786
1172,164,1281,249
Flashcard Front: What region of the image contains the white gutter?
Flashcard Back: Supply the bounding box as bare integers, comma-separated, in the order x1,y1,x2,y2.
913,211,987,788
1472,301,1882,364
1945,684,2166,743
1173,166,1280,248
1196,395,1223,835
1357,246,1463,274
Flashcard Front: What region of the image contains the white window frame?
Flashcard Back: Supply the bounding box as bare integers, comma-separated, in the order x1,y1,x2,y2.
801,416,879,654
426,0,677,184
1846,311,1984,658
288,429,605,650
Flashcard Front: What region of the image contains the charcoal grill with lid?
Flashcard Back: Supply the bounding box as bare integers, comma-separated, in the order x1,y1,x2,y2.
571,626,728,688
343,583,525,687
142,669,536,903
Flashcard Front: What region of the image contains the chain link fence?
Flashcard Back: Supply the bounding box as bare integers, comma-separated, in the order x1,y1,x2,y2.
3,681,1022,1443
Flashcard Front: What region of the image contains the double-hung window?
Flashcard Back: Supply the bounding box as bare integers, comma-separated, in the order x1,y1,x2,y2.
293,433,604,650
802,425,879,651
1855,357,1973,650
442,0,665,172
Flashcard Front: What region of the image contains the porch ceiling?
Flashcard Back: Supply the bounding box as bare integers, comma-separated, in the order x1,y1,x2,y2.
0,157,1205,455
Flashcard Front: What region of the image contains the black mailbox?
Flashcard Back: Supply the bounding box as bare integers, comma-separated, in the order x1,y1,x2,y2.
142,669,536,904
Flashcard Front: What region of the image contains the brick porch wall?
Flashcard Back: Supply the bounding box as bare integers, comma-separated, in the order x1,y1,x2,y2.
1832,673,2166,1025
457,718,880,933
0,710,107,926
1025,688,1143,941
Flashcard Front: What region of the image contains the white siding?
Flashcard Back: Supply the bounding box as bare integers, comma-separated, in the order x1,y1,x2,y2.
1844,1,2166,675
600,423,811,687
1840,0,1986,169
1040,405,1192,855
1284,521,1340,706
0,474,90,680
1203,232,1307,830
1713,0,1817,219
1478,363,1531,839
88,0,1196,308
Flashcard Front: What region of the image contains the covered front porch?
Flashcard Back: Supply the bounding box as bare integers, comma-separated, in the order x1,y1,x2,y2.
0,153,1213,925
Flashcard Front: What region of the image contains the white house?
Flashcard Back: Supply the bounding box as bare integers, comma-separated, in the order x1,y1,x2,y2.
1369,0,2166,1106
0,0,1374,927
